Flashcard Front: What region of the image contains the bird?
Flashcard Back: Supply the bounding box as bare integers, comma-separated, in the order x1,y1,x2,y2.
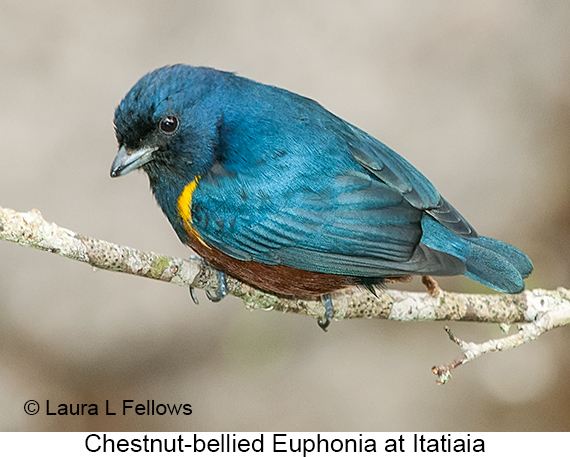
111,64,533,330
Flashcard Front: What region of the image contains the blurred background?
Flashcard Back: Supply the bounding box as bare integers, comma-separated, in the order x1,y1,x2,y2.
0,0,569,432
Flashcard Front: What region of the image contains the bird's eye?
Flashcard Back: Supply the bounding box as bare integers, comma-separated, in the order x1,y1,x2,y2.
159,115,179,134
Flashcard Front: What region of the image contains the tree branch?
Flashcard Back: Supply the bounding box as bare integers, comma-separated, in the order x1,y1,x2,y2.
1,206,566,384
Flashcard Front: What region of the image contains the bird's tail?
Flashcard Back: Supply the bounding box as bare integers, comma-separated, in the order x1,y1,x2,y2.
420,214,533,293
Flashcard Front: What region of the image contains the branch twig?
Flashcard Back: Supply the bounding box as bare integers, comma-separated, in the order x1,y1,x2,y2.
1,206,566,384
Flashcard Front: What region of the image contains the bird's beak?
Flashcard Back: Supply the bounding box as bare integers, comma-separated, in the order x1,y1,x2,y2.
110,145,158,178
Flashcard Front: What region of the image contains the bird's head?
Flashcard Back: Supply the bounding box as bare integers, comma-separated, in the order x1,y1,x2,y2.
111,65,224,186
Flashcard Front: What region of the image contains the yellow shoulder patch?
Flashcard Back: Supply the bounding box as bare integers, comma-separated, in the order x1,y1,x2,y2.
177,176,211,249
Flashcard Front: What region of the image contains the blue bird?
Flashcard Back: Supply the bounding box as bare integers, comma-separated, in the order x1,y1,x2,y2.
111,65,532,328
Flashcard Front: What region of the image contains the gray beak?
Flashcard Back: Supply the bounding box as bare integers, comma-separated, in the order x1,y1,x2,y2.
110,145,159,177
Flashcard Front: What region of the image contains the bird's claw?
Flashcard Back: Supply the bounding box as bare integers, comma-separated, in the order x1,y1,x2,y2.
205,270,228,302
189,287,200,305
318,293,334,332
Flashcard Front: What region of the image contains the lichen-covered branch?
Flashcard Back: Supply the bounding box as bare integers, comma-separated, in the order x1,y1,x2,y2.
1,206,568,384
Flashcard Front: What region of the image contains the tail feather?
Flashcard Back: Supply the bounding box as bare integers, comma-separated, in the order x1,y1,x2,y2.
470,236,533,278
420,215,533,293
462,241,526,293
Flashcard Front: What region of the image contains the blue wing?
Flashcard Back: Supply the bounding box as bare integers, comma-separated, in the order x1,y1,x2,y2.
189,116,469,278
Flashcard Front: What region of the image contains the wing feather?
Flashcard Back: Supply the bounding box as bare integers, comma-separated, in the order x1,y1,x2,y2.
189,107,472,277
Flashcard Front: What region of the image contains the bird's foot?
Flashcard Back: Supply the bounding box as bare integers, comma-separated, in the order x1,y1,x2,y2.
318,293,334,332
422,275,442,298
206,270,228,302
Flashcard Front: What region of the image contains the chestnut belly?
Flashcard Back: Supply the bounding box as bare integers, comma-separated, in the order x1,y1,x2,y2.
187,236,360,297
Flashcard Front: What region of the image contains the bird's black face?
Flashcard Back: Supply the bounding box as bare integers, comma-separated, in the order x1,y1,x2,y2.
111,111,182,178
111,78,185,180
111,65,223,184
